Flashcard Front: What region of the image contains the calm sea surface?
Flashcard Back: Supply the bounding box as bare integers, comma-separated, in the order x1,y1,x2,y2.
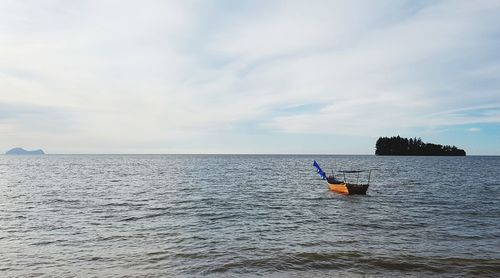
1,155,499,277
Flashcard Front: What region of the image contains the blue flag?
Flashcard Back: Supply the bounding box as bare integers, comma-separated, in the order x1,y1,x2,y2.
313,160,326,180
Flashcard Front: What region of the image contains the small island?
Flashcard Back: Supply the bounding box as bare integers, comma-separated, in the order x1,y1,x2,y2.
5,147,45,155
375,136,466,156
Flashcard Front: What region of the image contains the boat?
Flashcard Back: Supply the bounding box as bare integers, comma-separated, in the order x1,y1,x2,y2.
313,161,371,195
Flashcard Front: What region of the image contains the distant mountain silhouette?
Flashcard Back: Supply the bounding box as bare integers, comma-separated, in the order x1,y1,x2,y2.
375,136,466,156
5,147,45,155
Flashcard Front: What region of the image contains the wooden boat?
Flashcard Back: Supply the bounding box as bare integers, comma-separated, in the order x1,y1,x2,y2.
314,161,371,195
326,171,370,195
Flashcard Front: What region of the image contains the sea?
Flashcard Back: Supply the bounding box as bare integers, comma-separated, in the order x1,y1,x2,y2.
1,155,499,277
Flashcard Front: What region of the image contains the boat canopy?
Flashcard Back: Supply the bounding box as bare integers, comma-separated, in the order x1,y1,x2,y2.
338,170,368,173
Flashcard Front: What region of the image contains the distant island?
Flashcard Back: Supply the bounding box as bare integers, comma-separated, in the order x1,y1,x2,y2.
5,147,45,155
375,136,466,156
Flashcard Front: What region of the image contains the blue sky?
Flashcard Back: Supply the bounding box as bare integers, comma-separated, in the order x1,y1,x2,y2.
1,0,500,154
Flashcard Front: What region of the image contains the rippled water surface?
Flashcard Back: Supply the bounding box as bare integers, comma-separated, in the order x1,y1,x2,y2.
1,155,499,277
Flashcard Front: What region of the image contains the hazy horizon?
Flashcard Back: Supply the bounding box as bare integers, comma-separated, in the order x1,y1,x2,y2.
2,1,500,155
4,148,499,156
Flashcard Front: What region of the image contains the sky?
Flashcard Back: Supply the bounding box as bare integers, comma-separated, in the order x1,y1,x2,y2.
1,0,500,154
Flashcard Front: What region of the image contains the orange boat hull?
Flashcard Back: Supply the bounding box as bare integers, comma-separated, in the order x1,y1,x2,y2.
328,182,369,195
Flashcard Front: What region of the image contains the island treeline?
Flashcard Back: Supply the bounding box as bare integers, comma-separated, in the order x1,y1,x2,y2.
375,136,466,156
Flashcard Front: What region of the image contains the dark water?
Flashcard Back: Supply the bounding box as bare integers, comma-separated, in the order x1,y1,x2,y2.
1,155,499,277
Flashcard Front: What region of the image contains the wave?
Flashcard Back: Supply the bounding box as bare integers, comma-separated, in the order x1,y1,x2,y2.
204,252,500,276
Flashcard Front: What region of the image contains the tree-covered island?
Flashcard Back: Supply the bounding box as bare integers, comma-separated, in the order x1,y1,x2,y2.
375,136,466,156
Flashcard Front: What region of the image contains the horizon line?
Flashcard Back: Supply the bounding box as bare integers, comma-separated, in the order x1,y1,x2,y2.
2,153,499,156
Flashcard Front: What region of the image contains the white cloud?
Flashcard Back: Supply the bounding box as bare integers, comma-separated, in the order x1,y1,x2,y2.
1,0,500,153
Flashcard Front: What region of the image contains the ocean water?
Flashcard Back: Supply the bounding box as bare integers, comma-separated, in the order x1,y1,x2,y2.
0,155,499,277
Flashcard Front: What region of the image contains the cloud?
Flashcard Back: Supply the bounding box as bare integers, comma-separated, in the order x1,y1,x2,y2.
238,1,500,136
467,127,481,132
1,0,500,152
0,102,77,132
